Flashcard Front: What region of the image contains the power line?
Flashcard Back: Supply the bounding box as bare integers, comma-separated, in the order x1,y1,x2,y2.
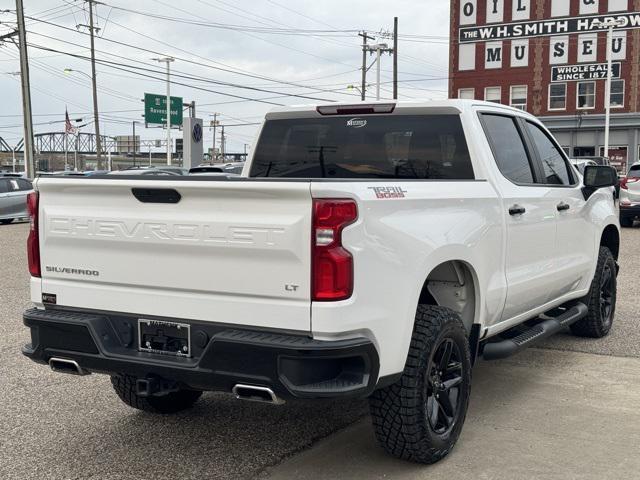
23,15,362,94
27,42,287,106
25,41,344,104
103,1,358,36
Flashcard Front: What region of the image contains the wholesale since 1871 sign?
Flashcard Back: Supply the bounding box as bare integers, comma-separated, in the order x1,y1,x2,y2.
551,62,621,82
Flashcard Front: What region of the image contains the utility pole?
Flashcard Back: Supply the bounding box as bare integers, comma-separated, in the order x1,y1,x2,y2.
153,57,175,165
599,18,625,159
209,113,219,162
220,125,225,161
365,43,392,101
376,45,383,101
358,32,375,101
393,17,398,100
132,121,137,166
85,0,102,169
14,0,35,177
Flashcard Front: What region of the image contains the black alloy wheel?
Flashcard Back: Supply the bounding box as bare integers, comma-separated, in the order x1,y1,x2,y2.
599,262,614,329
570,246,617,338
369,305,471,464
426,338,464,435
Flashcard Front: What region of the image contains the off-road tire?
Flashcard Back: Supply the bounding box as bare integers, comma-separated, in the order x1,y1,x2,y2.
570,246,617,338
111,375,203,414
369,305,472,464
0,219,14,225
620,217,633,228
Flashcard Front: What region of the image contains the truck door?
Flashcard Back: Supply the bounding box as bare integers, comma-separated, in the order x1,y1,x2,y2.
480,113,558,322
521,120,596,298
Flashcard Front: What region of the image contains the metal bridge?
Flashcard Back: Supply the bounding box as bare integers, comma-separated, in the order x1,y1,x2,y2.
0,132,116,154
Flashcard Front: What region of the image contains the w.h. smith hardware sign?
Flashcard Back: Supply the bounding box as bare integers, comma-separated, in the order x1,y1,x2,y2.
460,12,640,43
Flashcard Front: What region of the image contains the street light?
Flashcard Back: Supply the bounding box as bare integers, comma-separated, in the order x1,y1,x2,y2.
63,68,91,80
594,19,626,160
64,68,101,166
152,57,175,166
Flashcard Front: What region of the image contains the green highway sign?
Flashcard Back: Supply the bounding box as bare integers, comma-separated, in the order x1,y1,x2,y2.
144,93,183,127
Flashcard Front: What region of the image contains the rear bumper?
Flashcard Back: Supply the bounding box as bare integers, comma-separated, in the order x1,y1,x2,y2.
22,307,380,400
620,203,640,218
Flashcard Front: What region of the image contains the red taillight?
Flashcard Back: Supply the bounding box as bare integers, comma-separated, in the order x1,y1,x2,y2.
26,191,40,277
312,199,358,301
620,177,639,190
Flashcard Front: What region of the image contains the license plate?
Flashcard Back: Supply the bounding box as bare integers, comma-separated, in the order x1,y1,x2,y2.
138,319,191,357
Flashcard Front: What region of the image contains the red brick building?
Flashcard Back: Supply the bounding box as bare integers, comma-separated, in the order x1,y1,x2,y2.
449,0,640,171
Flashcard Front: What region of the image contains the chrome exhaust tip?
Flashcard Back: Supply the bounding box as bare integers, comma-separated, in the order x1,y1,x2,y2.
232,384,285,405
48,357,89,376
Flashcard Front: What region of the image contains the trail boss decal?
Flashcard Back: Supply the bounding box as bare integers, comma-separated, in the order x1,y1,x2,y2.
368,186,407,199
347,118,367,128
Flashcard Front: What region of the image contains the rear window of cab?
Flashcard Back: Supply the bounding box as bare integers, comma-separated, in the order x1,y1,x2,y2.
249,114,474,180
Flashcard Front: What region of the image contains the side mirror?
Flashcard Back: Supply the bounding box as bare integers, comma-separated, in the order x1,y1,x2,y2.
582,165,618,200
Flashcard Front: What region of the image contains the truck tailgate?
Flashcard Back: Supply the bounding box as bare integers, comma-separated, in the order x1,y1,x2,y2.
36,178,312,332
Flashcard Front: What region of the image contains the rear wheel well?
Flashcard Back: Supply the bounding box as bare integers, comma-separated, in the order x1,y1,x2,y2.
601,225,620,260
418,261,477,334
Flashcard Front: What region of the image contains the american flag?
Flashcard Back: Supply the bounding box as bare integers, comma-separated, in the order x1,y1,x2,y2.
65,108,77,135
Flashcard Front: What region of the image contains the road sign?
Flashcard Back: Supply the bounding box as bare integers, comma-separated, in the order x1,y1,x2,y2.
144,93,183,127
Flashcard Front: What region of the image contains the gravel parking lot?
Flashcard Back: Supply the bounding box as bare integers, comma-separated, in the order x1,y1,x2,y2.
1,221,638,479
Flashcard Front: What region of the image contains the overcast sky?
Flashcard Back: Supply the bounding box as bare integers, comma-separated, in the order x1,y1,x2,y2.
0,0,450,153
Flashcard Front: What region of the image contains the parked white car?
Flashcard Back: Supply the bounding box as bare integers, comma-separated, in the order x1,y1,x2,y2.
620,162,640,227
22,100,619,464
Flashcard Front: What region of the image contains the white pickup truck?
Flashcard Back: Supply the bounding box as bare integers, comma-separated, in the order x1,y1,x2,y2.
23,100,620,464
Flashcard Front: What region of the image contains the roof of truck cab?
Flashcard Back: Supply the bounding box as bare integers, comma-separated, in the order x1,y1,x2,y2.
264,99,537,121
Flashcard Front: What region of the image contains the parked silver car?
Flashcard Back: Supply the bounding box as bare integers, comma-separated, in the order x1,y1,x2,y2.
0,176,33,224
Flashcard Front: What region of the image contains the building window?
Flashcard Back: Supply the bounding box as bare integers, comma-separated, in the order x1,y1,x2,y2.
610,80,624,108
458,88,475,100
510,85,527,110
549,83,567,110
577,81,596,109
485,87,501,104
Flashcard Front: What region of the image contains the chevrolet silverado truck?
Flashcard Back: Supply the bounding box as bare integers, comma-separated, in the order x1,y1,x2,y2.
22,100,620,464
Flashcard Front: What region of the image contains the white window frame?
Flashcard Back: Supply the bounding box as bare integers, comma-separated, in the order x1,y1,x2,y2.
610,79,625,109
577,81,596,110
458,88,475,100
509,85,527,110
548,83,567,111
485,86,501,104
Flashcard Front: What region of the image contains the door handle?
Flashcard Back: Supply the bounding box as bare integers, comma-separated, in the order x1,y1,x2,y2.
557,202,570,212
508,205,526,216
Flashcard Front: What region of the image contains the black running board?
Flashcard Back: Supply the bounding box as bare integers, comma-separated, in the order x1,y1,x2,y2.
482,302,588,361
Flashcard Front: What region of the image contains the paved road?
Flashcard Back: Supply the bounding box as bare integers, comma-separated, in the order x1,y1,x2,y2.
264,349,640,480
0,222,368,480
1,221,639,479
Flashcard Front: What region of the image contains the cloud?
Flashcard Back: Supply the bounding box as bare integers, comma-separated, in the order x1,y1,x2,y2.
0,0,449,152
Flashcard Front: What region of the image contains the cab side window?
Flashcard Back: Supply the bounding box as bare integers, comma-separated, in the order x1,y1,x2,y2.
0,179,9,194
525,121,574,186
481,114,535,184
